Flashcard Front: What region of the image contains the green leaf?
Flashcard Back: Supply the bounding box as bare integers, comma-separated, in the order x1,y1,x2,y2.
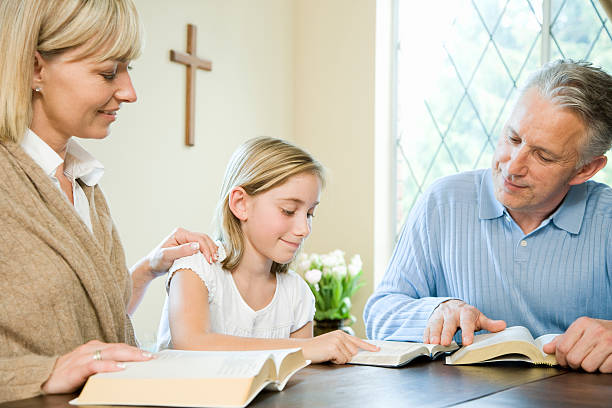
300,254,365,321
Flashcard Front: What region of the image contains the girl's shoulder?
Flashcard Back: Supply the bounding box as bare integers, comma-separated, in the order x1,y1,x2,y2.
169,251,222,274
166,251,225,294
168,240,227,279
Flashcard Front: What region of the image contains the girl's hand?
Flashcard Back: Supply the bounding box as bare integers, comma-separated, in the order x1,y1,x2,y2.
301,330,380,364
146,228,219,277
41,340,153,394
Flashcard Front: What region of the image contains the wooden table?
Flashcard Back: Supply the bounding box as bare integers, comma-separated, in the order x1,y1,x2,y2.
2,359,610,407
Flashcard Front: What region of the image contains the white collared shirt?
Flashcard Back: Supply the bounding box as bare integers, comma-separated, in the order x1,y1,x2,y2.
20,129,104,232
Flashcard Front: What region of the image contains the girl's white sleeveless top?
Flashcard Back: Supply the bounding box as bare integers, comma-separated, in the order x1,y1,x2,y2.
156,250,315,351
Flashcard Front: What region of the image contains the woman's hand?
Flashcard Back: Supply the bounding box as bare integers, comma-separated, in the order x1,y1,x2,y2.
145,227,219,278
300,331,380,364
128,228,218,315
41,340,153,395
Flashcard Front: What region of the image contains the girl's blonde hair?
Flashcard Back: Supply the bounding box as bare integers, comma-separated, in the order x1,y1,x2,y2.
215,137,325,275
0,0,143,144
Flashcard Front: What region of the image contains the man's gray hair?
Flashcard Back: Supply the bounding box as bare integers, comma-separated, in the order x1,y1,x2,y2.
522,59,612,167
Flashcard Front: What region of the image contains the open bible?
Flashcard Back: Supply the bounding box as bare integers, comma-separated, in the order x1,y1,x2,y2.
349,340,458,367
71,348,309,408
445,326,560,366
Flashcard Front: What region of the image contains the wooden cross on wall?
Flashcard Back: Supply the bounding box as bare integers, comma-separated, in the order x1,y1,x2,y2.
170,24,212,146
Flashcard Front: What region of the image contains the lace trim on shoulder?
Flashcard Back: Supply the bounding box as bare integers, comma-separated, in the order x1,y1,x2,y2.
166,252,219,304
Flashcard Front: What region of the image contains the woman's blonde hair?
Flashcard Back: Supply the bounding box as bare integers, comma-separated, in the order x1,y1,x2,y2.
215,137,325,275
0,0,143,144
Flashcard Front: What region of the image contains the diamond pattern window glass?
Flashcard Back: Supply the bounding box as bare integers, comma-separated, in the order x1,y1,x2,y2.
395,0,612,232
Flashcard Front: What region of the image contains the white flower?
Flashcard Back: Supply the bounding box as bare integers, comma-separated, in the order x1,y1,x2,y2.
348,254,362,276
332,265,347,277
299,259,311,273
330,249,346,265
320,254,336,268
304,269,322,284
292,253,308,273
309,253,322,269
322,265,333,276
321,249,346,268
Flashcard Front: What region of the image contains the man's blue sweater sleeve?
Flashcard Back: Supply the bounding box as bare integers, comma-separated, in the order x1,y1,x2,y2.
364,191,455,341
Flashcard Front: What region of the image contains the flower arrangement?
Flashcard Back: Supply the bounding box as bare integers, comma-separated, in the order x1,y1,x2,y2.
294,249,364,322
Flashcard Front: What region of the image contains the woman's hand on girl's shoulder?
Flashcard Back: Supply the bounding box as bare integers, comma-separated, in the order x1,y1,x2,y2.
300,330,380,364
128,228,218,316
146,228,219,277
41,340,153,395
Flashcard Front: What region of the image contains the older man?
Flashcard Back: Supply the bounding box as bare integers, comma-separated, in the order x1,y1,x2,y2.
364,60,612,373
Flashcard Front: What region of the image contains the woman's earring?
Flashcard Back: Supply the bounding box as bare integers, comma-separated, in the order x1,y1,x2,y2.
34,87,41,92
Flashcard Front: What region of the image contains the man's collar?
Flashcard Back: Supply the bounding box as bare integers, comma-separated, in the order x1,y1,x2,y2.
478,168,586,234
549,183,586,234
479,169,505,220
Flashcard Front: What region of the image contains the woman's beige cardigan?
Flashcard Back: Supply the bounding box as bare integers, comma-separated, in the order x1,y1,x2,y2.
0,141,136,402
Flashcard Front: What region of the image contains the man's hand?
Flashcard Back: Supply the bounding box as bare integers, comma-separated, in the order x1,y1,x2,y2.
542,317,612,373
424,299,506,346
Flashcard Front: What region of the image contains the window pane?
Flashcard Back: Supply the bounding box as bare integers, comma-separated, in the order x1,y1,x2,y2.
395,0,612,231
550,0,612,186
396,0,542,229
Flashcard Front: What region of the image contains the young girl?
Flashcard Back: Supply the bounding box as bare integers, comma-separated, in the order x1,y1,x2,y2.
156,137,378,363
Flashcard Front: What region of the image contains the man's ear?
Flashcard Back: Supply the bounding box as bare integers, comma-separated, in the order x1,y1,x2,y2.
569,155,607,185
228,187,249,221
32,51,45,91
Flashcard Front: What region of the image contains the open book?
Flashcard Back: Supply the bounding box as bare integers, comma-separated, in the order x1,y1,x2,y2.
349,340,458,367
71,348,309,408
446,326,560,366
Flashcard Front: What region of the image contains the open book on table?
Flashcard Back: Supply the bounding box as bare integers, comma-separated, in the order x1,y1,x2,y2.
349,340,459,367
445,326,560,366
71,348,309,408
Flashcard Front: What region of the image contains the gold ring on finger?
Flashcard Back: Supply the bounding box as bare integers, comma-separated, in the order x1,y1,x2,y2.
93,349,102,361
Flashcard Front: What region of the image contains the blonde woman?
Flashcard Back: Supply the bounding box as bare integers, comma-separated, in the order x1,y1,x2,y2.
0,0,217,401
157,137,379,363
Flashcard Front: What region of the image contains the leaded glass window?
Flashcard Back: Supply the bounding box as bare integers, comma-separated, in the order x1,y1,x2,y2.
395,0,612,231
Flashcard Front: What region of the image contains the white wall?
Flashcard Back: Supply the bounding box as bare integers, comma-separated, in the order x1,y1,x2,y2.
81,0,296,347
83,0,379,343
294,0,376,337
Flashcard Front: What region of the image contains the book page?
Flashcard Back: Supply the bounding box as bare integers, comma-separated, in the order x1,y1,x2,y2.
427,342,460,357
534,333,560,355
71,350,308,407
534,333,559,349
349,340,426,366
266,348,302,373
356,340,426,356
350,340,458,367
446,326,561,365
464,326,536,350
365,340,426,354
92,349,273,379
